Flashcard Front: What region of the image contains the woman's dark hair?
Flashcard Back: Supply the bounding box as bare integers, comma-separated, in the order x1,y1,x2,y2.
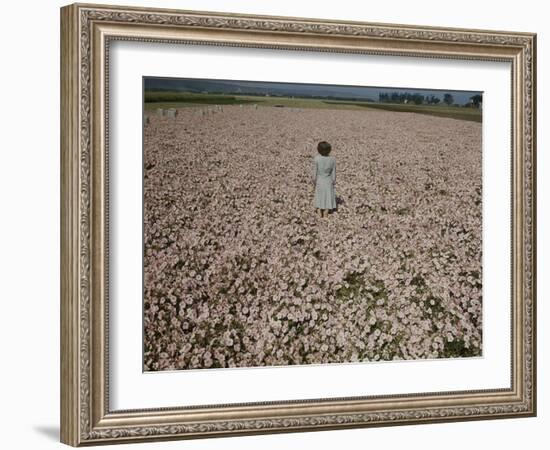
317,141,332,156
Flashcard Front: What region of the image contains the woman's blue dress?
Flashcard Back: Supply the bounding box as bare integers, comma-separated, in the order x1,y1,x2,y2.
312,154,336,210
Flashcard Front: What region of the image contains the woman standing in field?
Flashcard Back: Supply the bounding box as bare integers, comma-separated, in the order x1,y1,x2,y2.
312,141,336,218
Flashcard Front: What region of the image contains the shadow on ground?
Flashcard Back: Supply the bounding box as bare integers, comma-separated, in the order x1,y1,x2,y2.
33,425,59,441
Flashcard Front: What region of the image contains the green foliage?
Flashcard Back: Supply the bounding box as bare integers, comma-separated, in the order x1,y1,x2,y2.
352,102,481,122
335,272,365,302
443,93,454,105
144,91,256,105
442,338,479,358
396,207,410,216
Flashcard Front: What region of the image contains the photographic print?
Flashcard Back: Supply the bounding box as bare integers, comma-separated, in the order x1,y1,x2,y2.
143,77,483,372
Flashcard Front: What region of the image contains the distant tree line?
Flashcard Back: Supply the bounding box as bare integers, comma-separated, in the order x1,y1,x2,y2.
377,91,481,108
378,92,429,105
469,94,482,107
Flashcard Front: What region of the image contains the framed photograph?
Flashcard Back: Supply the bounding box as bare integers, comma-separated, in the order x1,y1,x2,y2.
60,2,537,446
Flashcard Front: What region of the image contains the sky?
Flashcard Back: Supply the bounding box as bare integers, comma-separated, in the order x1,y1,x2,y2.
144,77,482,104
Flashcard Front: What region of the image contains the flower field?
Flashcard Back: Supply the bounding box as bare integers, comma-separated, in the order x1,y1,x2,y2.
143,104,482,371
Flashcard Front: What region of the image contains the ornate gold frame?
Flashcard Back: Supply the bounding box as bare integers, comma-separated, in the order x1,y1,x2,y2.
60,2,536,446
